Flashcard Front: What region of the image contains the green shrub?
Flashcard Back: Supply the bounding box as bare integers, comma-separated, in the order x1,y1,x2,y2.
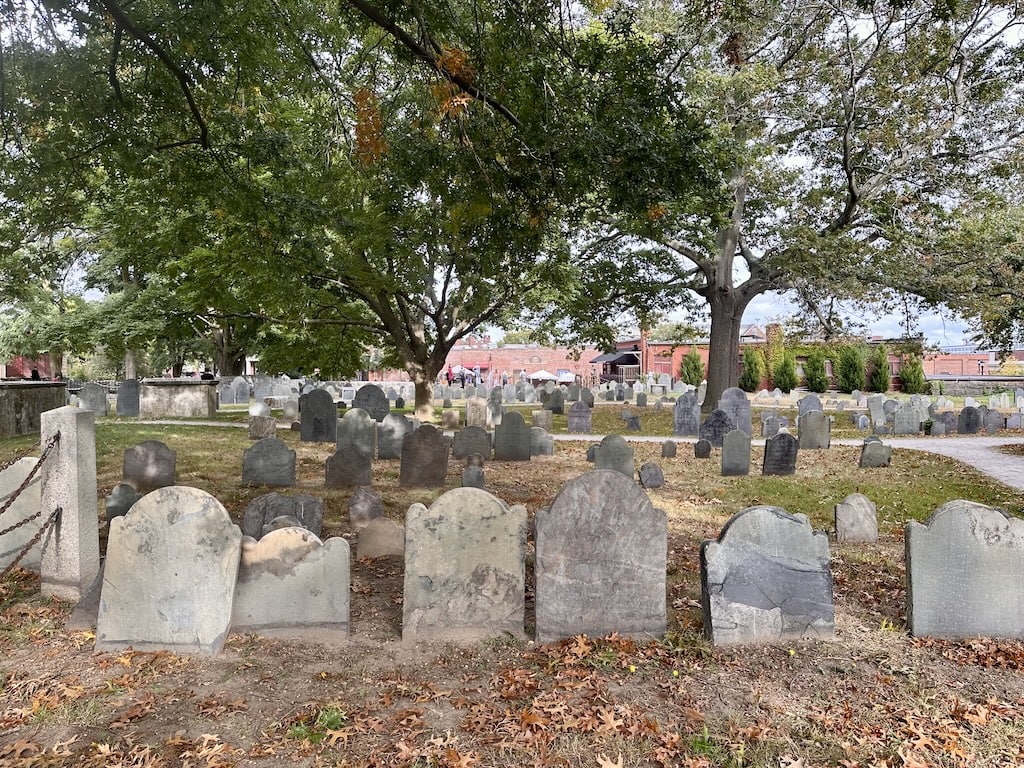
869,344,891,393
773,352,798,392
679,348,705,387
899,354,927,394
836,345,867,393
739,348,765,392
804,350,829,393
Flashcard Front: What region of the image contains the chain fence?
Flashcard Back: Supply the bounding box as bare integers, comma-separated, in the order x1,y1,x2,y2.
0,431,62,579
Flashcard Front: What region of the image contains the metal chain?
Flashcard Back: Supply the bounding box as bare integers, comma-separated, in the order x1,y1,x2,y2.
0,507,61,580
0,439,41,474
0,508,42,538
0,432,60,521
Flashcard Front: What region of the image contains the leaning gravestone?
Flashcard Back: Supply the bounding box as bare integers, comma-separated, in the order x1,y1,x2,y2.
721,429,750,477
403,488,526,641
535,470,666,643
699,409,734,448
77,383,109,416
452,425,491,460
798,410,830,450
566,400,593,434
104,482,141,524
638,461,665,489
718,387,752,436
299,389,337,443
352,384,390,422
762,432,798,476
377,413,415,459
232,528,350,638
594,434,634,479
701,505,833,646
116,380,140,417
493,412,531,461
835,493,878,543
326,445,373,488
349,486,383,529
96,486,241,655
123,440,176,493
957,406,981,434
0,458,43,572
859,439,892,468
399,424,450,488
907,500,1024,639
673,392,701,437
530,427,555,457
242,437,296,487
242,492,324,538
336,408,377,459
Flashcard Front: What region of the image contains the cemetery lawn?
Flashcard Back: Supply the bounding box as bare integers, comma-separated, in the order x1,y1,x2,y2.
3,422,1024,767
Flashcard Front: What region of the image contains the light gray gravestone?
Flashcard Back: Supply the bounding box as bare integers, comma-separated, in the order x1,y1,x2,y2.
399,424,450,487
893,403,921,436
532,409,554,432
535,470,666,643
594,434,634,479
218,377,238,405
461,465,486,489
349,486,383,529
231,376,250,405
493,411,531,461
721,429,751,477
522,382,537,404
242,437,296,487
299,389,337,443
378,413,415,459
699,409,734,448
104,482,141,524
907,501,1024,639
638,461,665,489
96,486,241,655
336,408,377,459
661,440,677,459
503,383,517,403
487,398,504,427
718,387,752,436
0,458,43,572
248,415,277,440
797,393,822,418
798,410,830,450
326,445,373,488
857,414,871,430
835,493,878,543
357,517,405,558
77,382,109,416
566,400,593,433
859,439,892,468
123,440,176,493
403,488,527,641
548,388,565,415
466,396,489,429
673,392,701,436
762,432,798,476
701,505,833,646
115,380,140,417
530,427,554,457
452,425,491,460
867,394,886,427
232,528,350,638
242,492,324,538
352,383,389,422
694,439,712,459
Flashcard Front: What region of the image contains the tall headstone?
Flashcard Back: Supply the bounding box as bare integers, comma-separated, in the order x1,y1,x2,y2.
452,425,491,460
77,383,108,417
352,384,389,422
699,409,734,448
377,413,415,459
115,380,140,417
566,400,592,434
718,387,752,436
594,434,634,479
798,410,830,450
548,388,565,415
493,412,531,461
299,389,337,443
242,493,324,538
867,394,886,427
399,424,450,488
123,440,176,493
580,387,594,407
466,396,489,429
336,408,377,459
672,392,701,437
762,432,798,476
242,437,296,487
721,429,751,477
835,493,878,543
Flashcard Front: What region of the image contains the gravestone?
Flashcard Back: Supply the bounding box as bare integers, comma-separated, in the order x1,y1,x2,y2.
348,486,383,529
857,414,871,430
0,458,43,572
461,465,485,489
721,429,751,477
625,415,641,431
661,440,677,459
503,383,517,403
548,388,565,415
352,384,389,422
535,470,666,642
403,488,526,641
441,409,461,429
635,392,648,408
858,437,892,469
242,437,296,487
116,380,140,417
762,416,782,439
586,444,597,462
399,424,450,487
798,410,830,450
466,453,485,468
957,407,981,435
567,400,593,434
282,398,299,423
701,505,833,646
96,486,241,655
218,377,239,405
893,403,921,436
985,410,1004,434
594,434,634,479
378,413,415,459
867,394,886,427
907,501,1024,639
929,419,947,436
762,432,798,476
77,383,109,416
232,529,349,638
672,392,701,436
638,461,665,489
697,380,707,404
123,440,176,493
261,515,301,538
530,427,555,457
104,482,141,524
567,383,580,401
580,388,594,407
835,493,878,543
493,412,531,461
699,409,734,448
242,493,324,539
694,439,712,459
248,415,276,440
452,425,491,460
797,393,822,418
532,409,554,432
466,396,489,429
336,408,377,459
357,516,405,558
299,389,337,443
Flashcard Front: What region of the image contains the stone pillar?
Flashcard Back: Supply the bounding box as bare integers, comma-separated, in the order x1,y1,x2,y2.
40,406,100,601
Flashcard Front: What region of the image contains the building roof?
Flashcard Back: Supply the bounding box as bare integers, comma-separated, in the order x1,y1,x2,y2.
590,351,641,364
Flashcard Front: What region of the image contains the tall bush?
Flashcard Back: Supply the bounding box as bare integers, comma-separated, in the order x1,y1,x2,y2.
739,348,764,392
836,345,866,393
869,344,891,393
804,350,829,393
899,354,927,394
773,352,798,393
679,348,705,387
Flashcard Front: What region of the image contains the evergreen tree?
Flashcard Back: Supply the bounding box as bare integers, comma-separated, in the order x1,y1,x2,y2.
679,348,705,387
804,350,829,393
739,348,764,392
869,345,892,393
899,354,928,394
773,352,798,393
836,346,867,393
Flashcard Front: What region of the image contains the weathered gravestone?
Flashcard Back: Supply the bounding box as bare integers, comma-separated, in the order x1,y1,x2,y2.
96,486,241,655
985,409,1004,434
242,492,324,538
242,437,296,487
721,429,750,477
893,403,921,436
349,486,383,529
567,400,593,434
635,392,648,408
248,415,276,440
532,409,554,432
352,384,389,422
123,440,176,493
403,488,526,641
798,410,830,450
493,412,531,461
299,389,337,443
567,383,580,401
718,387,752,436
461,465,486,489
694,439,712,459
859,438,892,468
116,380,140,417
487,396,504,427
594,434,634,479
835,493,878,543
580,387,594,407
232,528,349,638
530,427,554,457
326,446,373,488
0,458,43,572
699,409,734,448
701,505,833,646
762,416,782,439
399,424,450,487
281,398,299,424
535,470,666,643
77,383,109,416
378,413,416,459
867,394,886,427
466,396,489,429
672,392,701,437
548,388,565,415
906,501,1024,639
452,425,491,460
249,401,271,418
661,440,677,459
336,408,376,459
762,432,798,476
797,393,822,418
104,482,141,524
441,409,461,429
357,517,405,558
638,461,665,489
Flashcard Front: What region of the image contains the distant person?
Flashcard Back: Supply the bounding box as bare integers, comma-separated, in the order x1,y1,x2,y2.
501,370,508,386
30,368,40,380
446,365,453,385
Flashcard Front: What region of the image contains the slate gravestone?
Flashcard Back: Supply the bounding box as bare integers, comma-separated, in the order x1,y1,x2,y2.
907,501,1024,639
867,394,886,427
586,444,597,462
694,439,712,459
261,515,302,538
835,493,878,543
797,393,822,418
859,439,892,468
441,409,461,429
462,465,486,489
352,384,389,422
762,432,798,476
673,392,701,436
762,416,782,439
403,488,527,641
636,392,648,408
581,387,595,407
532,409,554,432
985,410,1004,434
242,493,325,538
336,408,377,458
493,412,531,461
548,388,565,415
883,399,899,422
232,528,350,637
104,482,141,524
299,389,337,443
466,396,489,429
567,400,593,433
378,413,415,459
96,486,241,655
567,383,580,401
116,380,140,417
248,415,276,440
535,470,666,643
893,403,920,436
701,505,833,646
399,424,450,488
699,409,734,448
721,429,751,477
661,440,677,459
638,461,665,489
594,434,634,479
530,427,554,457
242,437,296,487
929,419,948,436
957,406,981,434
349,486,383,529
452,425,491,460
123,440,176,493
798,410,830,450
218,377,238,405
78,383,109,416
718,387,752,436
325,446,373,488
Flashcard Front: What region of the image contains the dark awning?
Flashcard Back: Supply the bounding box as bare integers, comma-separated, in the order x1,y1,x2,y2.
590,351,640,364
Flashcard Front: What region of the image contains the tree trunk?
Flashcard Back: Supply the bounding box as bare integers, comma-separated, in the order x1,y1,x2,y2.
412,370,435,422
704,288,756,411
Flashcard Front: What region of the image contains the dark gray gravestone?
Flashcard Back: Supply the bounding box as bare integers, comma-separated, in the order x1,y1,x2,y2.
378,413,415,459
242,437,296,487
661,440,677,459
638,461,664,489
581,387,594,407
566,400,592,433
78,382,109,416
567,383,580,401
672,392,701,437
403,488,526,641
694,439,712,459
260,515,302,538
907,501,1024,639
548,388,565,415
586,444,597,462
535,470,666,643
762,415,782,439
105,483,141,524
762,432,798,476
530,427,554,457
116,380,140,417
123,440,176,493
352,384,389,422
699,409,734,448
721,429,750,477
835,493,877,543
399,424,450,488
717,387,752,436
326,446,373,488
218,377,238,405
452,425,491,460
493,412,531,461
299,389,337,443
798,410,830,450
461,465,486,489
594,434,634,479
859,440,892,468
336,408,377,459
242,492,324,539
701,505,833,646
487,397,504,428
348,486,383,529
636,392,648,408
985,410,1004,434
